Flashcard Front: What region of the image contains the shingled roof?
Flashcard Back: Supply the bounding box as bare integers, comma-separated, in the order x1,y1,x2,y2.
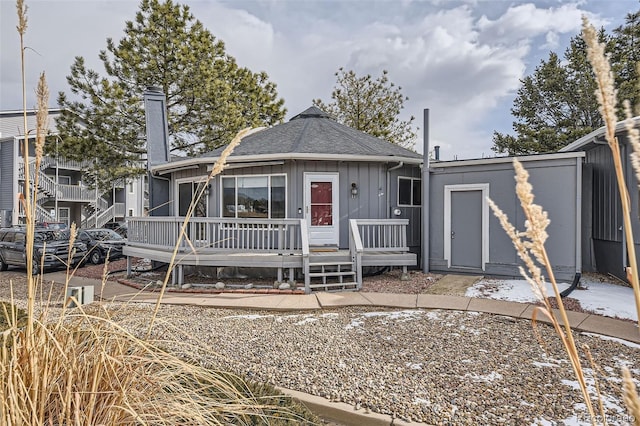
151,106,422,174
202,106,422,160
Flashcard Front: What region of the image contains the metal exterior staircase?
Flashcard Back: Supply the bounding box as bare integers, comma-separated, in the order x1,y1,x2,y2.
18,158,116,226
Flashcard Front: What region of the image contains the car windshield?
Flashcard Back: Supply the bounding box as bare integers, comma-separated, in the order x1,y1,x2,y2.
87,229,123,240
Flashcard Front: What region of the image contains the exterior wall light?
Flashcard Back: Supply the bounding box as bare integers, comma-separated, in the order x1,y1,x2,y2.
351,182,358,198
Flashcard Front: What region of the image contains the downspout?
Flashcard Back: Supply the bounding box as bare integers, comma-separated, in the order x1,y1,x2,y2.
386,161,404,218
561,155,583,297
622,142,630,274
422,109,430,273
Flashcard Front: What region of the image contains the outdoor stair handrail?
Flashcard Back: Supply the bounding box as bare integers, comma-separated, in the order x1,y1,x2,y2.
82,202,125,228
349,219,365,291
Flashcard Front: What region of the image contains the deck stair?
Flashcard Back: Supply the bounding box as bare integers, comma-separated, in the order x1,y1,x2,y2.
306,252,358,292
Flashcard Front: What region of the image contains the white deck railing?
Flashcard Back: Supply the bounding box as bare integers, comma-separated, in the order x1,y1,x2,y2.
354,219,409,252
127,217,304,254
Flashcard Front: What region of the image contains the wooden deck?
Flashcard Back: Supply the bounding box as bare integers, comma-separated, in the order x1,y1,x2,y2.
123,217,416,293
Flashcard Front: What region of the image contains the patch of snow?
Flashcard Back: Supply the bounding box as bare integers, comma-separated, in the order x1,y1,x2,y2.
580,332,640,349
561,378,627,416
221,314,273,320
462,371,503,383
360,310,423,321
345,319,363,330
294,317,318,326
532,361,560,368
405,362,423,370
466,276,638,322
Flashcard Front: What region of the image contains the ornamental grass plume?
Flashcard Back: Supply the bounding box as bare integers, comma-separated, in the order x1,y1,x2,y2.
146,126,264,337
488,159,598,422
583,15,640,425
582,17,640,326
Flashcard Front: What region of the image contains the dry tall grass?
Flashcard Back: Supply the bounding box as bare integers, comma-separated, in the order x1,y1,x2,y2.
1,1,315,424
489,16,640,425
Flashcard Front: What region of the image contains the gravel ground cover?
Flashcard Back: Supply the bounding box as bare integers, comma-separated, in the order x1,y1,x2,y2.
0,269,638,424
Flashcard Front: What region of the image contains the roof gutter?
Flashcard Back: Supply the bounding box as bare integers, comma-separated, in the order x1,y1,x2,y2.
386,162,404,218
152,153,423,174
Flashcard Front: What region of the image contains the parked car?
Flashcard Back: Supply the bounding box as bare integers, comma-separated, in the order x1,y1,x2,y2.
36,221,69,231
77,228,126,264
0,227,87,273
104,221,127,238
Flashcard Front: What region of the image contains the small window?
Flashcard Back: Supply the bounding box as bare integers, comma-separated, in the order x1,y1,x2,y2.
128,209,134,217
398,177,421,206
129,182,135,194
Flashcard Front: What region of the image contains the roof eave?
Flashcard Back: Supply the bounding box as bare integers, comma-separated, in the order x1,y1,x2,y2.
151,152,423,174
430,151,586,169
559,116,640,152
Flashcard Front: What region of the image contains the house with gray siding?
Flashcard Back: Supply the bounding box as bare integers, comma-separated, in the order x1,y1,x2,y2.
0,109,144,228
423,115,640,284
124,88,421,292
127,92,640,293
425,152,584,282
559,116,640,280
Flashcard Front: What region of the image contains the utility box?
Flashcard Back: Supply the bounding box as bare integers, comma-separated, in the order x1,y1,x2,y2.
66,286,94,308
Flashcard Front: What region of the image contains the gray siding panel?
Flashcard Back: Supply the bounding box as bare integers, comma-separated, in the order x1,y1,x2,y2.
0,140,15,212
429,156,580,280
587,144,621,242
171,160,421,250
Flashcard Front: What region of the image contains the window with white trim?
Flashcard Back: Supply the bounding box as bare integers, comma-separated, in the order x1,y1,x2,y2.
398,177,421,206
222,175,286,218
57,207,70,226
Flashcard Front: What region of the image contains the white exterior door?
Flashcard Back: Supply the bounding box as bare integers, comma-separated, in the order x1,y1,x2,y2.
304,173,339,247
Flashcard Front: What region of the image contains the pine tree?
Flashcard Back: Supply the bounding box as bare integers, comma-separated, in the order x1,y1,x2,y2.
492,11,639,155
54,0,285,188
313,68,417,150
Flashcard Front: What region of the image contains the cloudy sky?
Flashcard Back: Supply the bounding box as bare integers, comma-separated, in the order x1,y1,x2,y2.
0,0,636,160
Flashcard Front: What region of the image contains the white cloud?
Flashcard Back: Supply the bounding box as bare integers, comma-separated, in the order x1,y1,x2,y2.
0,0,629,160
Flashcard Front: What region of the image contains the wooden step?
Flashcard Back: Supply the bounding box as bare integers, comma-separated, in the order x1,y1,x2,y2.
309,261,354,267
308,271,356,278
308,281,358,290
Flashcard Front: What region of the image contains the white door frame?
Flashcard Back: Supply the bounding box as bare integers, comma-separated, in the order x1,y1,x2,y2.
443,183,489,270
304,172,340,246
174,176,209,217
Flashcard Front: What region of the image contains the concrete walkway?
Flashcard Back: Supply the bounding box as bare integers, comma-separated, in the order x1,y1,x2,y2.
45,271,640,344
44,271,640,426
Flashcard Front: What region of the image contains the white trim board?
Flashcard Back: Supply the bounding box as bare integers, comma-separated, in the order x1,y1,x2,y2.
443,183,489,270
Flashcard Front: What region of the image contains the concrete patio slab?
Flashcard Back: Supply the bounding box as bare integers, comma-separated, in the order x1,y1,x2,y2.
360,292,418,308
426,274,483,296
467,298,529,317
316,292,373,308
198,294,288,309
518,305,591,328
416,294,471,311
275,294,321,310
576,315,640,344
